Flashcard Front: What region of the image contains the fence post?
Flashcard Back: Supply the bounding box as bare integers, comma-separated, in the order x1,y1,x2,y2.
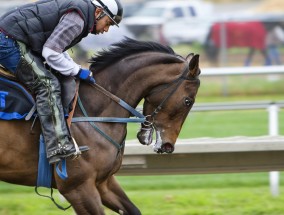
268,103,280,197
219,22,229,97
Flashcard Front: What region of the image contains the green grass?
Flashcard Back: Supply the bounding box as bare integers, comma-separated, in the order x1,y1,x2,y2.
110,173,284,215
0,192,72,215
108,187,284,215
2,173,284,215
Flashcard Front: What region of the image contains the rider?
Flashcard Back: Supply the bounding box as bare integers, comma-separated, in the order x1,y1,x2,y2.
0,0,123,164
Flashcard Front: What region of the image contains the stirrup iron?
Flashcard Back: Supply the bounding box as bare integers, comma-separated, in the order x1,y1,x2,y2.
71,137,81,160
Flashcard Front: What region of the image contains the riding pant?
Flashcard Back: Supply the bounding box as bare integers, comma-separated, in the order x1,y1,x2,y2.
0,31,21,72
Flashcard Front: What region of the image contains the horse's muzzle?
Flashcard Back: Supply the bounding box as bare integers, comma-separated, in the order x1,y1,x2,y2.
156,143,175,154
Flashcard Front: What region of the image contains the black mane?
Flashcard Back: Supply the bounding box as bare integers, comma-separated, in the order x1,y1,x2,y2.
89,37,176,72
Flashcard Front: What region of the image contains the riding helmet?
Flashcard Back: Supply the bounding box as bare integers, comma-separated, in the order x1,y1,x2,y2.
91,0,123,27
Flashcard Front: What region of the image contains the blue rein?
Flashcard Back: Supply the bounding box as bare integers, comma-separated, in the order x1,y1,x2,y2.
72,98,145,124
72,83,146,150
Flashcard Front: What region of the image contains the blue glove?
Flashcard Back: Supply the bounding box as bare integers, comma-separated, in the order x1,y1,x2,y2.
76,68,95,84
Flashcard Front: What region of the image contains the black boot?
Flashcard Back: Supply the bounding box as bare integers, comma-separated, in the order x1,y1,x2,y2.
15,45,89,164
47,137,89,164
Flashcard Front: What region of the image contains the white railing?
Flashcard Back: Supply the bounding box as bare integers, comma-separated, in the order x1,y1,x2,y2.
202,65,284,76
193,100,284,111
201,65,284,96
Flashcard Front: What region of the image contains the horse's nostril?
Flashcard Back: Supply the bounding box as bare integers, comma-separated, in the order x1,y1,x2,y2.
161,143,174,154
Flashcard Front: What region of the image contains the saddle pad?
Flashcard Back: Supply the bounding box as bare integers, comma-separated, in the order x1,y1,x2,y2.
0,76,34,120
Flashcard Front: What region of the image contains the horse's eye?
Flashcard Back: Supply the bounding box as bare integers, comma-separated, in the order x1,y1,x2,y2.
184,97,193,107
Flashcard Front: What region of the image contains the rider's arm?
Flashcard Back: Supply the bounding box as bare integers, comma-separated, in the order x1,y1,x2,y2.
42,11,84,76
42,48,80,76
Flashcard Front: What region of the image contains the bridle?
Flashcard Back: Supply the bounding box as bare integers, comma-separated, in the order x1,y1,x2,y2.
142,62,195,129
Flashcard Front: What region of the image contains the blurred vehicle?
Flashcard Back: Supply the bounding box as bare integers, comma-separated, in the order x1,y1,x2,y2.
162,17,213,45
162,12,284,46
123,0,214,41
124,1,145,18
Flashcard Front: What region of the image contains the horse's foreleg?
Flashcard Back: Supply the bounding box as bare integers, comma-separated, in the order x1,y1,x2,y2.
98,175,141,215
60,179,105,215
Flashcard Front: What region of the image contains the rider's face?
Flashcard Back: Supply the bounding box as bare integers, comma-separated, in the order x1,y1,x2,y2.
95,10,114,35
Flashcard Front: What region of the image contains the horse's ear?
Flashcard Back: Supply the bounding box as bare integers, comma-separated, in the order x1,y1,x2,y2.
188,54,200,77
185,53,194,63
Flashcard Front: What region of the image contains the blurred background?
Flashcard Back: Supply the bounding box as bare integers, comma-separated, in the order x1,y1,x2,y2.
3,0,284,68
85,0,284,68
122,0,284,68
0,0,284,215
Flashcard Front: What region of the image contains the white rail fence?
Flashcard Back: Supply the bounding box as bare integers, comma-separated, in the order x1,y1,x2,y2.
201,65,284,76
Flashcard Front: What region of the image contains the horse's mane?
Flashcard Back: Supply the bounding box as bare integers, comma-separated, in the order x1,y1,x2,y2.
89,37,176,72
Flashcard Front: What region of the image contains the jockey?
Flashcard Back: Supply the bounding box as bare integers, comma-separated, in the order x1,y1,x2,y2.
0,0,123,164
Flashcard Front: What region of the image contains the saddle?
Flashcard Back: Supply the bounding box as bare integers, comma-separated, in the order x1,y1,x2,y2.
0,65,35,120
0,65,77,121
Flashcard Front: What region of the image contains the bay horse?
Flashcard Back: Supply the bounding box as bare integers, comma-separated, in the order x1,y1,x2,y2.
0,38,200,214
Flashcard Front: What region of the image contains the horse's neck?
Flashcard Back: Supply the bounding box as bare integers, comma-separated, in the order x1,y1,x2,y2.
79,55,183,118
116,58,183,101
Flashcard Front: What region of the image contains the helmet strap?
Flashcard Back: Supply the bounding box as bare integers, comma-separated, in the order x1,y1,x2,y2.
96,11,106,21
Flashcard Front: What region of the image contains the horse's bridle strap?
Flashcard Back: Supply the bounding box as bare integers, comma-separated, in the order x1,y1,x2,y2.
150,63,189,117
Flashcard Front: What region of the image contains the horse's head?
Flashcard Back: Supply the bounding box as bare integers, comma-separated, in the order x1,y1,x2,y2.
89,38,200,153
137,53,200,153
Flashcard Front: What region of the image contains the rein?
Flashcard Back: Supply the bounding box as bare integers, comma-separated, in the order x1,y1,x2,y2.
72,83,145,123
72,84,146,150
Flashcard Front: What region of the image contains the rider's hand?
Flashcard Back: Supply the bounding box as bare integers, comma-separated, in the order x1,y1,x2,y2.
76,68,95,84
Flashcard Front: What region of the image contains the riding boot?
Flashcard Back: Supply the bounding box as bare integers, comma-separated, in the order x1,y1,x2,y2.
15,42,89,164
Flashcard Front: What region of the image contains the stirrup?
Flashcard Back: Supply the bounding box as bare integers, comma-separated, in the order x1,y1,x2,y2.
48,138,89,165
70,137,81,160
